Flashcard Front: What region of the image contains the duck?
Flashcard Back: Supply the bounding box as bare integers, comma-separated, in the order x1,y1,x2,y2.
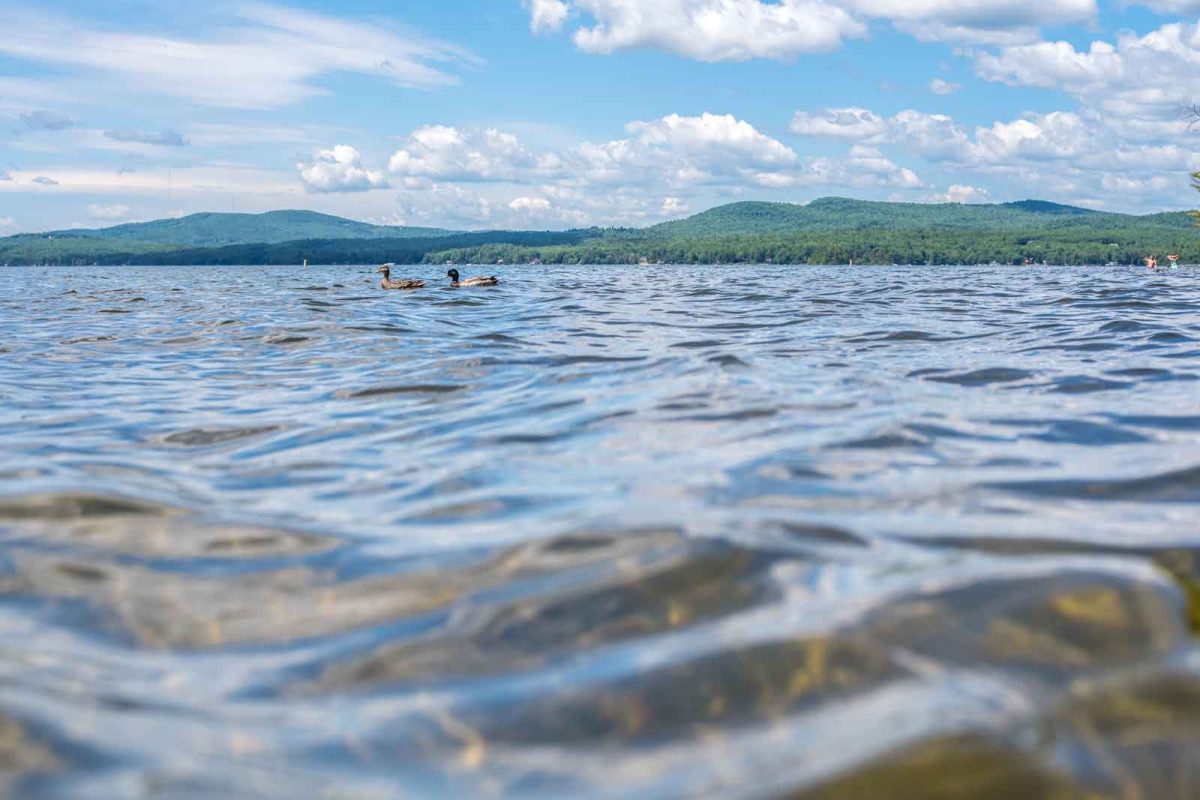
376,264,425,290
447,268,499,288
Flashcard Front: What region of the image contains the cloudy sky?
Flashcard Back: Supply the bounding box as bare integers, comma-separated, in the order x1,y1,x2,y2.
1,0,1198,233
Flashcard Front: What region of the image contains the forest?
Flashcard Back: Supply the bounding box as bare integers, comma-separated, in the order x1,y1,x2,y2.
2,197,1196,267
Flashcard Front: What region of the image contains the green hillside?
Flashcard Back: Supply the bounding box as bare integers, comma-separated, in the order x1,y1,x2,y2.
3,197,1195,266
0,235,183,265
644,197,1193,238
50,210,454,247
426,198,1199,267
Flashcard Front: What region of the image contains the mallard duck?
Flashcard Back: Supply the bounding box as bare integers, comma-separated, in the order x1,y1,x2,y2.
376,264,425,290
447,268,499,288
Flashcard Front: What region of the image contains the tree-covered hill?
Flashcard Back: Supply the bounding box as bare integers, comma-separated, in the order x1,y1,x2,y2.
77,230,599,267
0,234,184,265
643,197,1194,238
2,198,1195,266
48,210,455,247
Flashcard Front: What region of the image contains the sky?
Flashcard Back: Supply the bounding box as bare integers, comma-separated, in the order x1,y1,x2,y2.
0,0,1198,234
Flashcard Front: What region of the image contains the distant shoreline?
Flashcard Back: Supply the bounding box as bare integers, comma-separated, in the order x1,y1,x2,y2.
4,198,1196,268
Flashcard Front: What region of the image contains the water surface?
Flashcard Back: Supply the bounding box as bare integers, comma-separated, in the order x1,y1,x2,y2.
2,264,1200,798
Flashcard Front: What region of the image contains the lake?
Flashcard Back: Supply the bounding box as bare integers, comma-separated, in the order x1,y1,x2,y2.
1,263,1199,798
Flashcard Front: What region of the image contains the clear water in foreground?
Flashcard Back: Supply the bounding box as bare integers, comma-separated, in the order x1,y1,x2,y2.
2,264,1200,798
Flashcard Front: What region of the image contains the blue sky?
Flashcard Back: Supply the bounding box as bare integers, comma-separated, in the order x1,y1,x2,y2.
0,0,1197,233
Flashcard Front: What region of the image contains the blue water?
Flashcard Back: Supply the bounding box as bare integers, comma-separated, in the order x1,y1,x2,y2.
1,264,1200,798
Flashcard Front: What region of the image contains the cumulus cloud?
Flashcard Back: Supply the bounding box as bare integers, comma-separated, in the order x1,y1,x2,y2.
550,0,867,60
564,112,805,191
792,102,1199,210
375,111,930,227
87,203,131,220
809,145,923,189
926,184,992,203
972,111,1090,162
628,113,798,166
103,129,186,147
20,110,76,131
31,175,58,186
298,145,388,193
527,0,1099,59
388,126,540,181
793,106,1098,165
661,196,689,215
386,113,804,195
0,4,473,109
508,195,553,212
974,22,1200,123
528,0,570,32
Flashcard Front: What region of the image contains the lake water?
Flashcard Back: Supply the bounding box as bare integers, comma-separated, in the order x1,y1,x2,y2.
2,263,1200,798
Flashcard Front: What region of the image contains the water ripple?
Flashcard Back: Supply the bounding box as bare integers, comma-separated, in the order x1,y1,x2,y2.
2,263,1200,797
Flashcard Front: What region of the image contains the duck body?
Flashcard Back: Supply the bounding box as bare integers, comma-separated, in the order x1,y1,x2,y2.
447,268,499,288
376,264,425,290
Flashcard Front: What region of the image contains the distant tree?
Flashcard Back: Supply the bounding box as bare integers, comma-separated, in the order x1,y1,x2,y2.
1192,105,1199,226
1193,170,1200,226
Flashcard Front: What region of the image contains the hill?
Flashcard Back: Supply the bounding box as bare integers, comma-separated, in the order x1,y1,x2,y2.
49,210,454,247
644,197,1194,238
2,198,1195,266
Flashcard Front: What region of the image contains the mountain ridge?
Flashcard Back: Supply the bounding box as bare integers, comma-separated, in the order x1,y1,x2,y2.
47,210,456,247
3,197,1195,266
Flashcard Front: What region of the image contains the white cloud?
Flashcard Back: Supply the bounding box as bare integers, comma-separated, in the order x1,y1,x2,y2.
87,204,131,221
809,145,924,188
384,113,804,198
551,0,867,61
0,171,11,182
388,126,539,181
974,23,1200,123
394,181,497,228
0,217,16,230
363,111,936,227
528,0,570,32
527,0,1100,59
508,195,553,212
627,113,797,166
929,78,962,95
0,4,473,109
926,184,992,203
972,111,1090,162
661,196,689,215
31,176,58,186
791,102,1200,211
299,145,388,193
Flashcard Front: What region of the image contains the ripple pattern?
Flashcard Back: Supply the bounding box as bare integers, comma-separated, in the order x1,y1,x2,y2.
1,263,1200,798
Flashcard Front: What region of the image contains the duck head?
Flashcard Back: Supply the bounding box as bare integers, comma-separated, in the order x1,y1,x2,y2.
447,268,460,283
376,264,392,275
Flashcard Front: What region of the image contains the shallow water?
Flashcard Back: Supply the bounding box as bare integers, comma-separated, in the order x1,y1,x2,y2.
1,263,1199,798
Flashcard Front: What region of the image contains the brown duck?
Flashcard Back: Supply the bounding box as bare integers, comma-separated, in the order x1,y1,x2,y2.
447,268,499,288
376,264,425,290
